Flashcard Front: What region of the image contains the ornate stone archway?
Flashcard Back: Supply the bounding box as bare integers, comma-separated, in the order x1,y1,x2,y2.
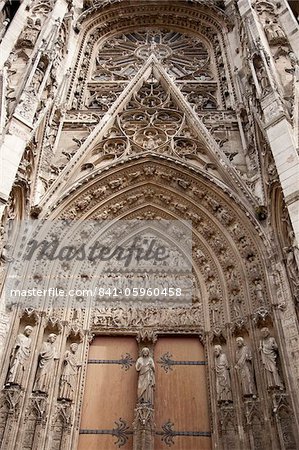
1,152,297,449
0,1,299,449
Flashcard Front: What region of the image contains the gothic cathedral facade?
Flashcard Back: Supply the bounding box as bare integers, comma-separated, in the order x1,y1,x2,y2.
0,0,299,449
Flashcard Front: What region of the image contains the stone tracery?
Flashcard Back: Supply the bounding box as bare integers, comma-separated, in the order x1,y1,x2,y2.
91,30,212,80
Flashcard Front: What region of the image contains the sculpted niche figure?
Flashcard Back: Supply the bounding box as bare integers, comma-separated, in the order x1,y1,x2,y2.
256,64,270,94
214,345,232,402
254,280,264,304
58,343,81,401
17,17,41,48
235,337,256,397
284,239,299,293
136,347,155,405
6,325,33,388
264,18,287,44
33,334,58,394
259,327,283,389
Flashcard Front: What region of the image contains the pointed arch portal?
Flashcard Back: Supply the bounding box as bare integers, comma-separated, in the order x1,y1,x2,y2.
1,3,299,450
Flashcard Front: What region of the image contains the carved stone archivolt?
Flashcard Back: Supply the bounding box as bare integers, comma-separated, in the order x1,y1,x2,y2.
7,153,270,334
9,183,268,334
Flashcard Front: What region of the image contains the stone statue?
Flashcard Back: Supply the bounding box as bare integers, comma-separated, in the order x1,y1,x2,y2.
18,17,41,48
33,334,58,394
0,19,10,41
232,293,243,318
135,347,155,405
31,68,44,95
259,327,283,389
214,345,232,402
264,19,276,43
265,19,286,45
235,337,256,397
254,280,264,304
6,326,33,387
284,233,299,291
58,343,81,401
257,64,270,94
144,132,157,150
288,52,299,82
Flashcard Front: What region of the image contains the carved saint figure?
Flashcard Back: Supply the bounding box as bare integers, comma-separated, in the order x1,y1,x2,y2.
18,17,41,48
235,337,256,397
135,347,155,405
232,293,243,318
33,333,58,394
31,68,43,95
214,345,232,402
254,280,264,304
259,327,283,389
265,19,286,45
58,343,80,401
288,52,299,82
256,64,270,94
6,326,33,387
144,131,157,150
284,243,299,290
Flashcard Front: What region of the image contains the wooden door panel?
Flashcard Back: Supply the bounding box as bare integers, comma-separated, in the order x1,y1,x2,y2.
78,336,211,450
78,336,137,450
154,337,211,450
78,434,123,450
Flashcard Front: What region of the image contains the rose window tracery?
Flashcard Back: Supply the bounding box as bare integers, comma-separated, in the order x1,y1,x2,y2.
83,29,218,113
92,30,211,81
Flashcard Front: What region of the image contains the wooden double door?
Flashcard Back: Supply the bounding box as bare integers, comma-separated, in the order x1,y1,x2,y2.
78,336,211,450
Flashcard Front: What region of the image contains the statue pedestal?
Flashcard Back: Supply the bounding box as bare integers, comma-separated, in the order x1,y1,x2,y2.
133,403,155,450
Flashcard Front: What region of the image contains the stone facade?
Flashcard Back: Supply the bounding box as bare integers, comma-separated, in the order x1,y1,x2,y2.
0,0,299,449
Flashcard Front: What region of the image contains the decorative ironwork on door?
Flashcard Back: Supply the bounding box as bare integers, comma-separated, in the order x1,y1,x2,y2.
87,353,134,371
158,351,208,372
156,420,212,447
79,418,133,447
